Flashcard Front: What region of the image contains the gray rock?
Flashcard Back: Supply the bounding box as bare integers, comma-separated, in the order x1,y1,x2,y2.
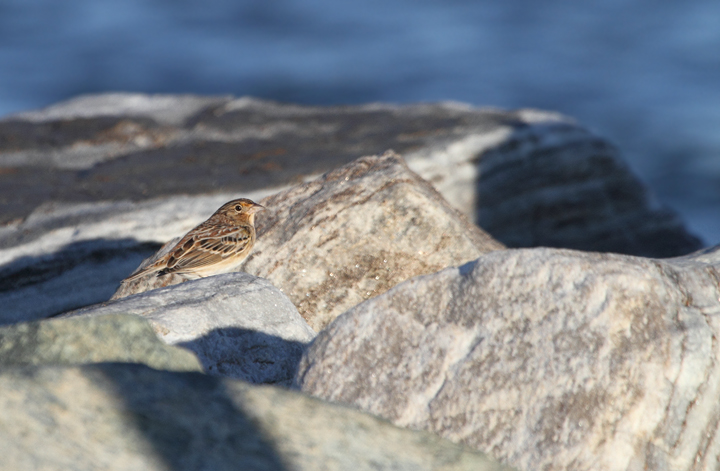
1,93,699,257
0,313,202,372
469,122,700,257
67,272,316,386
0,236,161,325
0,94,701,324
0,363,512,471
243,151,503,331
298,245,720,471
8,92,230,127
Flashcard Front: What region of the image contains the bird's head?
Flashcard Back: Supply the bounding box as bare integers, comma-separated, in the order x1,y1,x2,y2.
219,198,265,225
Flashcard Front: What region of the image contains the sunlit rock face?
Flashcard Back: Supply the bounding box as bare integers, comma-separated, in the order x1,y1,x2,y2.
298,245,720,471
242,151,504,331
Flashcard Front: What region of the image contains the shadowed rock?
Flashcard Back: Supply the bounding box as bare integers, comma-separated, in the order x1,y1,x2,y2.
297,245,720,471
0,237,161,325
0,313,202,372
67,272,315,386
470,122,702,256
0,363,512,471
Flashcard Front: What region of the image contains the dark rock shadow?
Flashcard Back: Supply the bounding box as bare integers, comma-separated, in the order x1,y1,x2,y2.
95,363,289,471
0,238,161,325
474,121,703,257
178,327,308,388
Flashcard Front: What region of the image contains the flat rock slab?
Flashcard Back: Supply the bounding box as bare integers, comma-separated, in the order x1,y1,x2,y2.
1,93,700,257
0,313,202,372
298,245,720,471
68,272,315,386
0,94,537,226
0,363,511,471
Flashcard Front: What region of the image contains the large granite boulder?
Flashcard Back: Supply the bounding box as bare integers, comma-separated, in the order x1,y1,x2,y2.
66,272,315,386
0,363,511,471
0,313,201,372
297,245,720,471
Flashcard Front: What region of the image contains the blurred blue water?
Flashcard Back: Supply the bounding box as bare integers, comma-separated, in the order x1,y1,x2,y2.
1,0,718,244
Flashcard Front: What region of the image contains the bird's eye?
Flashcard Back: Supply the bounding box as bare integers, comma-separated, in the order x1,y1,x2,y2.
234,204,243,212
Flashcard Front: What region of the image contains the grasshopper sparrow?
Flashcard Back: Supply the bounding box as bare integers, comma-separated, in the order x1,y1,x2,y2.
123,198,264,282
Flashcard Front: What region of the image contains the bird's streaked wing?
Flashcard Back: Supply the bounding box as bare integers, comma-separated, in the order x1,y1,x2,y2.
160,225,253,274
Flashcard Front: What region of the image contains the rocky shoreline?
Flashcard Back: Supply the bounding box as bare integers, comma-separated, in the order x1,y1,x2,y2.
0,93,714,470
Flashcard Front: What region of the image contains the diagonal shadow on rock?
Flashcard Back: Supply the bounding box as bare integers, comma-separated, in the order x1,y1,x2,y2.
474,121,703,257
94,363,289,471
0,238,161,325
0,238,162,292
178,327,308,388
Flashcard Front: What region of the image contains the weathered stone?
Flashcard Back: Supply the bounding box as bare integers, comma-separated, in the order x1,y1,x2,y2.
1,94,699,256
0,235,159,325
298,245,720,471
0,94,701,325
469,122,701,257
0,363,511,471
242,151,503,330
67,272,315,386
0,313,202,372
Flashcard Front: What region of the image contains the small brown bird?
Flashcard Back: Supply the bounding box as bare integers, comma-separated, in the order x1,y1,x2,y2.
123,198,265,282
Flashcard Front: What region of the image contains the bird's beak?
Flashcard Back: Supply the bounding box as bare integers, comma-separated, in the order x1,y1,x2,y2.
247,203,266,215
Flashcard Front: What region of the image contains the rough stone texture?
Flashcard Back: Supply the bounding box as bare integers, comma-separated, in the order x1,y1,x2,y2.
113,152,503,330
0,94,701,324
0,363,511,471
297,245,720,471
242,151,503,330
67,272,315,386
1,93,699,255
0,313,202,372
